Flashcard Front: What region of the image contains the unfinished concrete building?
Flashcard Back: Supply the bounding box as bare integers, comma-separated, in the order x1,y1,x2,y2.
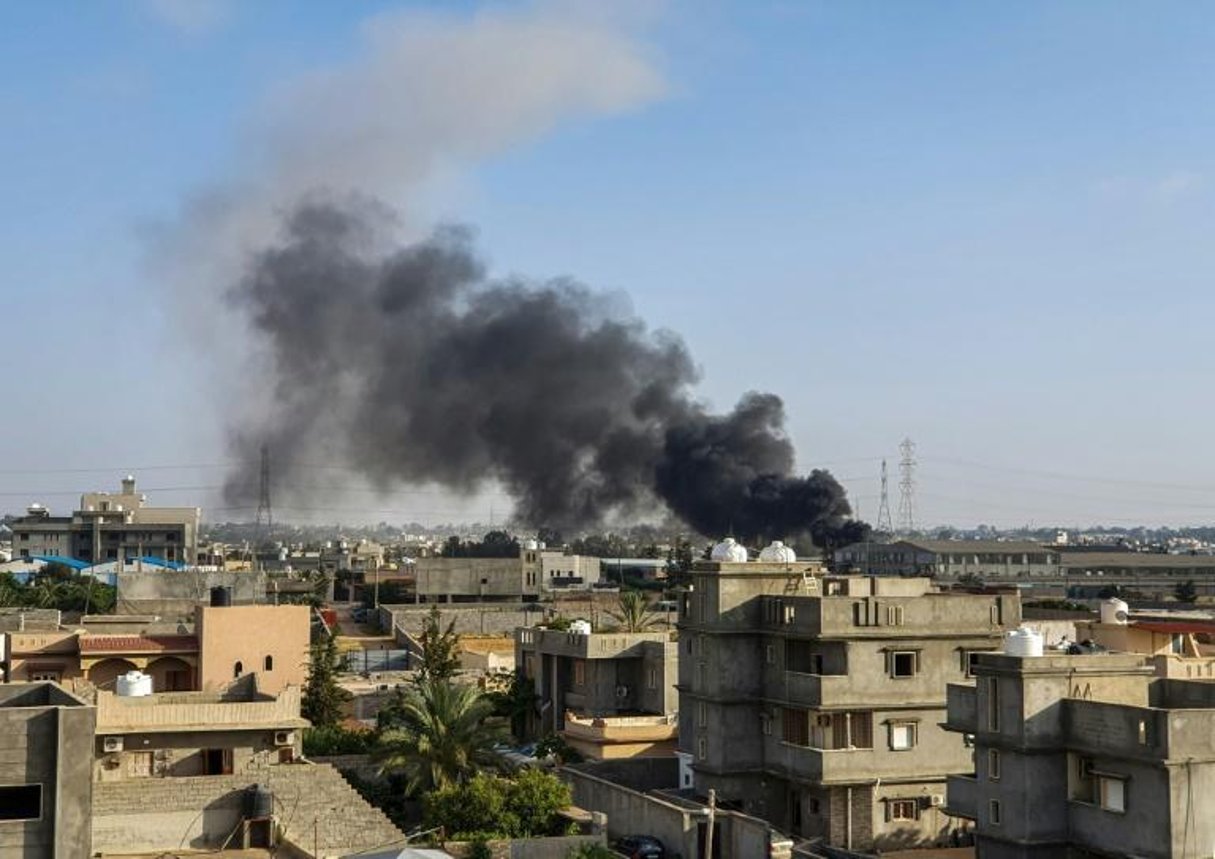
678,540,1021,852
945,649,1215,858
0,682,95,858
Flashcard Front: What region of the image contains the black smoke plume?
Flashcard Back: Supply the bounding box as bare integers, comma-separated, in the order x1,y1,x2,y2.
226,196,868,547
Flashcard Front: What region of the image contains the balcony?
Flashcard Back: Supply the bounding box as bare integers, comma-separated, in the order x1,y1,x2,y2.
946,774,978,819
765,671,849,707
562,711,678,744
763,742,892,784
944,683,977,733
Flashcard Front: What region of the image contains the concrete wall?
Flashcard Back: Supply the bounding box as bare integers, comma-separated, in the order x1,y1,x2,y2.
0,683,95,859
443,835,605,859
116,570,265,618
197,604,310,694
414,557,532,599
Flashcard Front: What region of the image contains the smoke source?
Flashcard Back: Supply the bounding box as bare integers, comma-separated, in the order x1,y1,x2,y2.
226,196,868,547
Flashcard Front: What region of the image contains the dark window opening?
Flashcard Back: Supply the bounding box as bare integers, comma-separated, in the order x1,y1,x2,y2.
233,661,243,678
0,784,42,820
264,655,273,671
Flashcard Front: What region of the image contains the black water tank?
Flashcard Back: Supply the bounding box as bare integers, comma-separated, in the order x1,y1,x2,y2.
245,784,274,819
210,586,233,607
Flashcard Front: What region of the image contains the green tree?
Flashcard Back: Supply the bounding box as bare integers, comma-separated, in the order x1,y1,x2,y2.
423,769,572,839
302,635,351,728
375,678,508,795
608,590,657,632
567,845,618,859
505,767,573,836
1175,579,1199,604
416,605,461,683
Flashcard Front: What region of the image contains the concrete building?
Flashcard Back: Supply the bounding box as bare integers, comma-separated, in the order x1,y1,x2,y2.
522,543,603,591
679,541,1022,852
835,539,1059,580
414,557,536,602
944,650,1215,858
92,675,306,782
9,475,200,566
515,627,679,760
0,682,95,858
4,603,309,695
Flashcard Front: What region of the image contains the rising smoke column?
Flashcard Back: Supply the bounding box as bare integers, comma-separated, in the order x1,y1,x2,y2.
226,196,868,547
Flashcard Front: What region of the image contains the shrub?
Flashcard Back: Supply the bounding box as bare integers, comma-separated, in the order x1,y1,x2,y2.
302,724,375,756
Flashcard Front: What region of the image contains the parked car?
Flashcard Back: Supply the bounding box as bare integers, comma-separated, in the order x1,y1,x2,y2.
614,835,666,859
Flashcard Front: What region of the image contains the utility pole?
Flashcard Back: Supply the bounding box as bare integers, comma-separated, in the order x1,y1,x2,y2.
897,438,917,534
255,444,273,546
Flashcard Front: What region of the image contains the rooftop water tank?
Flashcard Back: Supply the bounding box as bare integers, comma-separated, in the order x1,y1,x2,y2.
758,540,797,563
116,671,153,697
1100,598,1129,625
523,539,539,551
569,619,592,636
1004,627,1044,658
711,537,749,563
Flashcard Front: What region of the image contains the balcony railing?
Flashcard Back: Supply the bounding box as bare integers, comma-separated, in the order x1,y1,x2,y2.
562,711,678,743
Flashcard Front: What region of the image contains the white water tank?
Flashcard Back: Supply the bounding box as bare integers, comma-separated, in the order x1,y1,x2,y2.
711,537,749,562
523,539,539,551
759,540,797,563
115,671,153,697
1100,598,1129,625
1004,627,1044,658
569,619,592,636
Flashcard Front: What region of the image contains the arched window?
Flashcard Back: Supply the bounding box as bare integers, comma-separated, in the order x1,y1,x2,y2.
264,655,274,672
233,661,243,678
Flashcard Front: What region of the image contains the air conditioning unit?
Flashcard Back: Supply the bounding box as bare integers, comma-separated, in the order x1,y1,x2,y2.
928,795,944,807
274,731,295,747
103,737,124,753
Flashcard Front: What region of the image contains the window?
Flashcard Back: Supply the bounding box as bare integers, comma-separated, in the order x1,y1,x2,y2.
28,671,62,682
573,660,585,686
890,651,918,678
1098,776,1126,813
697,737,708,760
889,799,919,821
760,713,772,735
988,749,1001,780
233,661,243,678
986,677,1000,731
886,605,905,626
264,655,274,672
0,785,42,821
889,721,917,751
698,702,708,727
765,645,776,664
989,799,1002,826
648,667,658,689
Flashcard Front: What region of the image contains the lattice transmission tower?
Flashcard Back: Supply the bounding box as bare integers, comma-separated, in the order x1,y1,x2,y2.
876,459,894,534
896,438,916,534
255,444,273,537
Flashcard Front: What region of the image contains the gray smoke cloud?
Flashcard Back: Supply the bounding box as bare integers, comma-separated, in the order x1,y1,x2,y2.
225,196,868,546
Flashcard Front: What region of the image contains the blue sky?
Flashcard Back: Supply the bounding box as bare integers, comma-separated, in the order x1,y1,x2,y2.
4,1,1215,528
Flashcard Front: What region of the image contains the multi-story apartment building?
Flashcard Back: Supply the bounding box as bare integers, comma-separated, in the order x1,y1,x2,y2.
10,475,200,566
835,539,1059,580
944,649,1215,858
679,541,1021,852
515,626,678,759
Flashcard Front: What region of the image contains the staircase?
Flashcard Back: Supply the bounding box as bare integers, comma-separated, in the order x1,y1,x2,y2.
93,763,406,857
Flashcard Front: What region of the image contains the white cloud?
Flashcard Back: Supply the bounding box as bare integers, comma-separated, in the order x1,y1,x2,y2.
141,0,230,35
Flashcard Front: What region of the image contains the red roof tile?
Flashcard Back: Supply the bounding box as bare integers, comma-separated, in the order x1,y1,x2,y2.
79,634,197,654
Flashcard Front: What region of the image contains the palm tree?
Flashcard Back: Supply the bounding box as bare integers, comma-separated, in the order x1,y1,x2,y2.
375,679,508,795
608,589,658,632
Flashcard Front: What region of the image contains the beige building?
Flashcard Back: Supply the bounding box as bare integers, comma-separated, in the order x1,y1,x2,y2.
945,650,1215,859
516,627,679,760
92,675,306,783
10,475,200,566
679,542,1021,852
4,604,309,695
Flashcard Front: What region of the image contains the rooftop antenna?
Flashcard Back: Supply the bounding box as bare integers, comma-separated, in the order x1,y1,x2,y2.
897,438,916,534
876,459,894,535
